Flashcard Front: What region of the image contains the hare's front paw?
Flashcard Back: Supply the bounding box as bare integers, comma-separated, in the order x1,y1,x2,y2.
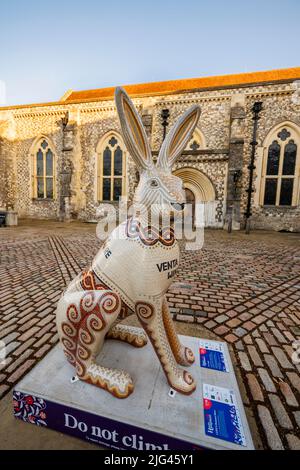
168,369,196,395
85,363,134,399
176,346,195,367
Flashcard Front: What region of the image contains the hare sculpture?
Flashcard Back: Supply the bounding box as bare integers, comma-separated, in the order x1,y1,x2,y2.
56,87,201,399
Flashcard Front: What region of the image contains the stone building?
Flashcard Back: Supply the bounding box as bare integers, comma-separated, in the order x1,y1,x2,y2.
0,66,300,231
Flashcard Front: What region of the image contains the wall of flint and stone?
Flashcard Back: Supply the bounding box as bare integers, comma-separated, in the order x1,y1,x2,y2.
0,79,299,230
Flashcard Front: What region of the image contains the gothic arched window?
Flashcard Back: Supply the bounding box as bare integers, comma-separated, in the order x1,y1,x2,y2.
97,133,126,201
262,126,300,206
32,138,55,199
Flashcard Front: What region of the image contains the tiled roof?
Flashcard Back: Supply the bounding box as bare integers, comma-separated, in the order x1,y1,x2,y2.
63,67,300,102
0,67,299,111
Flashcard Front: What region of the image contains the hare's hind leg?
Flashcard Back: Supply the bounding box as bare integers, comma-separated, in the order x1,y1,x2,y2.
135,300,196,395
162,297,195,366
60,290,134,399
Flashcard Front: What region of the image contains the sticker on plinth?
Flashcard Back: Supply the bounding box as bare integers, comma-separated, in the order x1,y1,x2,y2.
199,339,229,372
203,384,246,447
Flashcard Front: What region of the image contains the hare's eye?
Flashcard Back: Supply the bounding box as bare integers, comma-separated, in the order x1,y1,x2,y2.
149,179,159,188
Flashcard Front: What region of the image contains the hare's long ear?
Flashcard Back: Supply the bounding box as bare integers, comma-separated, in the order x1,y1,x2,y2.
157,105,201,169
115,87,152,170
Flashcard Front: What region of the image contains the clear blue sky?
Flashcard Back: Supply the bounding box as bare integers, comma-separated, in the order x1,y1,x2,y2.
1,0,299,106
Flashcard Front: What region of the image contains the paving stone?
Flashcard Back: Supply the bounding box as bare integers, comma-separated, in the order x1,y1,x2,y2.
269,394,293,429
176,314,194,323
286,434,300,450
243,321,256,331
5,342,21,355
17,310,38,325
244,334,253,345
238,352,252,371
214,314,229,324
253,315,267,325
259,324,268,332
204,320,217,329
19,319,40,333
257,405,284,450
283,344,295,362
34,344,51,358
286,372,300,393
271,328,287,344
13,338,36,357
233,327,247,337
18,327,40,342
34,333,53,349
252,330,260,338
246,374,264,401
264,354,284,378
50,333,59,344
255,338,270,354
226,310,238,318
263,333,278,346
0,357,12,371
293,411,300,427
1,332,20,345
226,318,241,328
7,359,36,384
235,340,244,351
271,347,294,369
283,330,295,342
258,368,276,393
37,307,55,318
279,382,298,407
6,349,34,374
224,334,238,343
239,313,252,321
37,314,55,327
0,319,16,332
0,325,16,340
214,325,229,336
35,323,55,338
247,345,263,367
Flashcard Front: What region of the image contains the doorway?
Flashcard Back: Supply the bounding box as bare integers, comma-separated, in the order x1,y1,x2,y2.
184,187,196,228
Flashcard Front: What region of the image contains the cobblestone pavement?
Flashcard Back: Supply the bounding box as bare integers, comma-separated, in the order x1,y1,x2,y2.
0,220,299,450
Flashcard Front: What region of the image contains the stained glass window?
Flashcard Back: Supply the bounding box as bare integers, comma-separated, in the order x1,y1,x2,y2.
109,136,118,147
264,179,277,205
46,149,53,176
263,128,298,207
37,178,44,199
114,146,123,176
37,150,43,176
282,141,297,175
103,147,111,176
99,135,125,201
279,179,293,205
277,128,291,141
113,179,122,200
266,141,280,175
102,179,111,201
46,178,53,199
35,139,54,199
